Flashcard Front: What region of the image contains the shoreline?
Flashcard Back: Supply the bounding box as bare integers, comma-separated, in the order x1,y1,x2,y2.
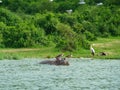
0,37,120,60
0,54,120,60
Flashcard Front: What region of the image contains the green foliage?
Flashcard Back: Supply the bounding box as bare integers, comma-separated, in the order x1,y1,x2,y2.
0,22,6,48
35,13,58,35
84,31,96,41
0,0,120,52
55,23,77,51
73,23,84,34
58,13,77,26
0,8,50,48
0,8,22,26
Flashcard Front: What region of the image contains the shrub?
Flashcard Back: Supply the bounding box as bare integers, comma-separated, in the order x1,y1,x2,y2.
84,31,96,41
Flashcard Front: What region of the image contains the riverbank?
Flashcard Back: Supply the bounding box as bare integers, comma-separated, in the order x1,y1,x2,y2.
0,37,120,60
90,37,120,59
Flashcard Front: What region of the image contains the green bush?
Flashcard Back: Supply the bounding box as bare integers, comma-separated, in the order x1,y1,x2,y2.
0,0,119,51
84,31,96,41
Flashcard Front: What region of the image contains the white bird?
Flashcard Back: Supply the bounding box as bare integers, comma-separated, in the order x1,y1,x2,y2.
0,0,2,3
90,44,95,56
66,9,73,14
97,2,103,6
78,0,86,4
49,0,53,2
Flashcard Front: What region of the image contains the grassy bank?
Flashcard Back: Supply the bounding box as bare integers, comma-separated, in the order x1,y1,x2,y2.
90,37,120,59
0,37,120,60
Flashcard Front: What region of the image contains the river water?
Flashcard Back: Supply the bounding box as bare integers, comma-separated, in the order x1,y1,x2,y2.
0,58,120,90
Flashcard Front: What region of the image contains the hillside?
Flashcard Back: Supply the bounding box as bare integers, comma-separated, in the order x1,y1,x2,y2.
0,0,120,53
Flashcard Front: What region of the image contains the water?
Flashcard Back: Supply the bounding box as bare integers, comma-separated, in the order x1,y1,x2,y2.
0,58,120,90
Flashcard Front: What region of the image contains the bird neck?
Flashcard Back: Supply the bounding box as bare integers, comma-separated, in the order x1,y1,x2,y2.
90,45,93,48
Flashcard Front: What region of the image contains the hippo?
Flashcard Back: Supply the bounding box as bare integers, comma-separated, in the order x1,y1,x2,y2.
39,58,69,66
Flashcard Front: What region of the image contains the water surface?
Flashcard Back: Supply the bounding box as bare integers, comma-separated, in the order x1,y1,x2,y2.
0,58,120,90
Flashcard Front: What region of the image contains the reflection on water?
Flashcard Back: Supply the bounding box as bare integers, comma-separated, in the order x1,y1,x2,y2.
0,58,120,90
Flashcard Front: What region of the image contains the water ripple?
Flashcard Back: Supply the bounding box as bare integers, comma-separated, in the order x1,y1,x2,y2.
0,58,120,90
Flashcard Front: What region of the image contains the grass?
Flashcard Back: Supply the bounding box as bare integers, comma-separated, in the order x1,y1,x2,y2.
90,36,120,59
0,47,63,60
0,37,120,60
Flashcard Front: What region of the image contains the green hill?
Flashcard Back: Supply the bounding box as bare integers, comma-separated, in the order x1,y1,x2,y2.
0,0,120,56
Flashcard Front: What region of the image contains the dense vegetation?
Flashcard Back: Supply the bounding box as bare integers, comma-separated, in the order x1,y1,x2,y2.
0,0,120,52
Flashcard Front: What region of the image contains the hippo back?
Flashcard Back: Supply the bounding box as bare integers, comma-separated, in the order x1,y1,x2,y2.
39,60,69,66
39,60,55,65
